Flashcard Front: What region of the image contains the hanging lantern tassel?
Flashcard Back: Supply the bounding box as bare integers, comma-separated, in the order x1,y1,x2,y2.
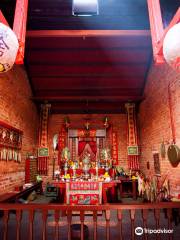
163,23,180,72
0,23,19,73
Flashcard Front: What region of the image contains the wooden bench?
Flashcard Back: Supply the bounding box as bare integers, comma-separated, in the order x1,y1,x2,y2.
0,181,43,203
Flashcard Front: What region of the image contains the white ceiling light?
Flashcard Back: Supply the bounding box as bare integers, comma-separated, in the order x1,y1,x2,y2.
72,0,99,16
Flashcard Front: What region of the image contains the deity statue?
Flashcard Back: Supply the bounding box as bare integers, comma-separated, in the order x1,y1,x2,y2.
82,152,91,179
61,147,71,161
100,147,111,171
61,147,71,175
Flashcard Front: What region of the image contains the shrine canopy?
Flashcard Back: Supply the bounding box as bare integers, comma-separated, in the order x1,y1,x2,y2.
68,128,106,162
78,141,97,162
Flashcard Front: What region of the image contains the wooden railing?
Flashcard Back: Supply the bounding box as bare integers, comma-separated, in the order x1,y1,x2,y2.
0,202,180,240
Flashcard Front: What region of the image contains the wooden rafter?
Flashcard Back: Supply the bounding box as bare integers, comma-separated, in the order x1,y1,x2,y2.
0,1,28,65
147,0,164,63
26,29,150,38
0,10,9,26
13,0,29,64
32,95,144,102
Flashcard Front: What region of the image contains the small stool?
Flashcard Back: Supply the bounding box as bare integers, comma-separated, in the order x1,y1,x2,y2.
71,224,89,240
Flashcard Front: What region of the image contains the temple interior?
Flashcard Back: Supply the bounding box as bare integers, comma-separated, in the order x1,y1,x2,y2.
0,0,180,239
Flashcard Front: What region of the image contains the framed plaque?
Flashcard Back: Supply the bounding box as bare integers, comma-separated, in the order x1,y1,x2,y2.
153,153,161,175
38,147,49,157
127,146,139,155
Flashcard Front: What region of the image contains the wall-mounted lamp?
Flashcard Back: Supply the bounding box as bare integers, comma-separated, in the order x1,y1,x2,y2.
72,0,99,16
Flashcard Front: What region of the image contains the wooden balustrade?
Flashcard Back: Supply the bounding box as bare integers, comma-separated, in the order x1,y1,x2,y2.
0,202,180,240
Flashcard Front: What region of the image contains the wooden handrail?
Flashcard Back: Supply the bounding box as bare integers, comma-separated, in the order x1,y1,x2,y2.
0,202,180,210
0,202,179,240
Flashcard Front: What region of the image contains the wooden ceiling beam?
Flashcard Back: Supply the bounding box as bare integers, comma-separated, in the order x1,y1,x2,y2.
28,73,145,78
147,0,164,63
26,35,151,49
51,105,126,114
26,49,150,64
51,108,125,114
32,95,143,102
32,77,144,89
26,29,150,38
0,10,9,25
34,88,142,96
13,0,29,64
28,64,146,76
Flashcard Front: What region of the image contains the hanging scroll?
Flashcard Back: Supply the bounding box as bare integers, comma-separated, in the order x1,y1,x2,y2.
125,103,139,170
37,104,51,175
0,120,22,162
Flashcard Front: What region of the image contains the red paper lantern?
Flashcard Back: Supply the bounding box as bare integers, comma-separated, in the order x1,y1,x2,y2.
163,23,180,72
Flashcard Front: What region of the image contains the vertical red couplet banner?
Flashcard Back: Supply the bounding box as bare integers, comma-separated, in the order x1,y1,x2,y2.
58,126,67,165
125,103,139,170
38,104,51,175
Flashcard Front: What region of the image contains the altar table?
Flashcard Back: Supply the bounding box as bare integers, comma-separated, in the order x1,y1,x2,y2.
52,180,121,204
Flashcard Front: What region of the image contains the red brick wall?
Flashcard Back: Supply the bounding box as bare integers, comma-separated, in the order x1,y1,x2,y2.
138,63,180,196
0,66,39,195
46,114,128,182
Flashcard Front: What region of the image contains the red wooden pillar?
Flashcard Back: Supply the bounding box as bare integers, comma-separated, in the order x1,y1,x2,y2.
0,10,9,26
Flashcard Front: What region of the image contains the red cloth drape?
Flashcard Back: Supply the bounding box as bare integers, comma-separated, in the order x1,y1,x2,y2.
89,141,97,154
78,141,87,155
78,141,97,155
78,141,97,162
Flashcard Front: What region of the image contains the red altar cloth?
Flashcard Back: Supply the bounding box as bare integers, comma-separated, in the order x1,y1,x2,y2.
67,181,101,204
52,180,121,204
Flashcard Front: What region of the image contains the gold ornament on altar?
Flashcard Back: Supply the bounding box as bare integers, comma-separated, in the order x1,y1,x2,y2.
82,152,91,178
101,147,111,161
61,147,70,176
61,147,71,161
100,147,112,172
103,116,109,128
64,116,70,129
